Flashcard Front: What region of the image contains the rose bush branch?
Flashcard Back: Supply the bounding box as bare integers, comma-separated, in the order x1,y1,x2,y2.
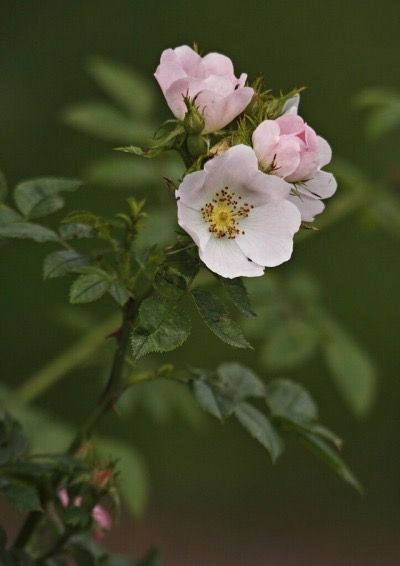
0,44,378,563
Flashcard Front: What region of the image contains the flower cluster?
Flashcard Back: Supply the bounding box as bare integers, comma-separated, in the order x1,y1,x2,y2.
154,45,337,278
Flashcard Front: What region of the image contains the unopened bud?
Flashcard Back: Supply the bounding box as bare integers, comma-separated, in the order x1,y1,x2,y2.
186,134,208,158
92,468,114,490
183,99,205,134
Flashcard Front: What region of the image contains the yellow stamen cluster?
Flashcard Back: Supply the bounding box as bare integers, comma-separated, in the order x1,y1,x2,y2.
201,187,253,239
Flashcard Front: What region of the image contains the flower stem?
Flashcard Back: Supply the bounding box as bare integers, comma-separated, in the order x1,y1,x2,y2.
67,298,138,455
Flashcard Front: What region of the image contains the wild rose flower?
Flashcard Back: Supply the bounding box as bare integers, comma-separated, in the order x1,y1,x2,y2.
176,145,301,278
252,97,337,221
58,488,111,541
154,45,254,134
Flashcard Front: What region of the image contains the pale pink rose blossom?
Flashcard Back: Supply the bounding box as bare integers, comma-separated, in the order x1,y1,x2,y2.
154,45,254,134
176,145,301,278
252,96,337,221
58,488,111,541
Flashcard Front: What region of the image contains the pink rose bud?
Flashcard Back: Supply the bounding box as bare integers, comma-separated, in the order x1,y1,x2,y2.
92,504,112,541
154,45,254,134
252,113,332,182
58,489,111,540
252,98,337,222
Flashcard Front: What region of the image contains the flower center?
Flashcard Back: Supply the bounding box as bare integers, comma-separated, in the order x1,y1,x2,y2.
201,187,253,239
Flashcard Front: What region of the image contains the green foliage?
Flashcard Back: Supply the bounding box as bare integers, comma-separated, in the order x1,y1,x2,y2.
217,362,265,399
0,389,149,519
0,480,42,512
0,413,28,465
85,154,183,191
191,288,251,349
63,102,153,144
62,56,156,146
190,367,359,488
301,433,362,493
43,250,89,279
220,277,256,318
320,317,377,416
70,270,111,304
264,379,361,491
14,178,82,219
59,222,96,240
87,57,155,117
234,403,283,463
0,222,59,243
261,319,319,370
131,284,191,359
190,364,281,462
245,273,378,416
355,88,400,138
109,281,131,306
0,203,22,224
265,378,318,423
332,157,400,241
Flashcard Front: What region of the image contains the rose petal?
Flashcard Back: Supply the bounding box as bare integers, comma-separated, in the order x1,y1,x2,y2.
282,94,300,115
177,202,211,249
252,120,281,168
237,201,301,266
303,170,337,198
318,136,332,168
288,190,325,222
200,52,235,82
200,237,264,278
199,86,254,134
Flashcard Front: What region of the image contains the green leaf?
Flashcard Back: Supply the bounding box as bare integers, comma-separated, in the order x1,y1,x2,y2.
320,318,377,416
261,319,318,370
355,88,400,108
366,105,400,139
86,156,158,189
116,145,164,158
220,277,256,317
70,272,110,304
0,222,59,242
96,437,149,517
0,387,72,454
234,402,284,463
62,210,101,227
0,170,8,201
217,362,265,399
191,380,223,421
131,291,191,359
59,223,95,240
265,378,318,423
87,57,155,116
191,288,251,349
14,177,82,219
62,102,153,143
0,414,28,465
0,204,22,224
1,480,41,512
109,281,130,306
43,250,89,279
370,193,400,238
301,432,362,493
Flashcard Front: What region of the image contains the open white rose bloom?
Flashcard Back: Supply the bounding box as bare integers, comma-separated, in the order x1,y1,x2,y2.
176,145,301,278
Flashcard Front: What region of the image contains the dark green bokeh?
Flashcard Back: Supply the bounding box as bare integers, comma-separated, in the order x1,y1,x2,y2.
1,1,399,563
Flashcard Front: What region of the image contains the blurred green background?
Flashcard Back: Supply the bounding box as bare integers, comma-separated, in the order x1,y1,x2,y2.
1,1,399,564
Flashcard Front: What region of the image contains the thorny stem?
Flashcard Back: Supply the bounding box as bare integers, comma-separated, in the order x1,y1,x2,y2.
12,298,139,553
